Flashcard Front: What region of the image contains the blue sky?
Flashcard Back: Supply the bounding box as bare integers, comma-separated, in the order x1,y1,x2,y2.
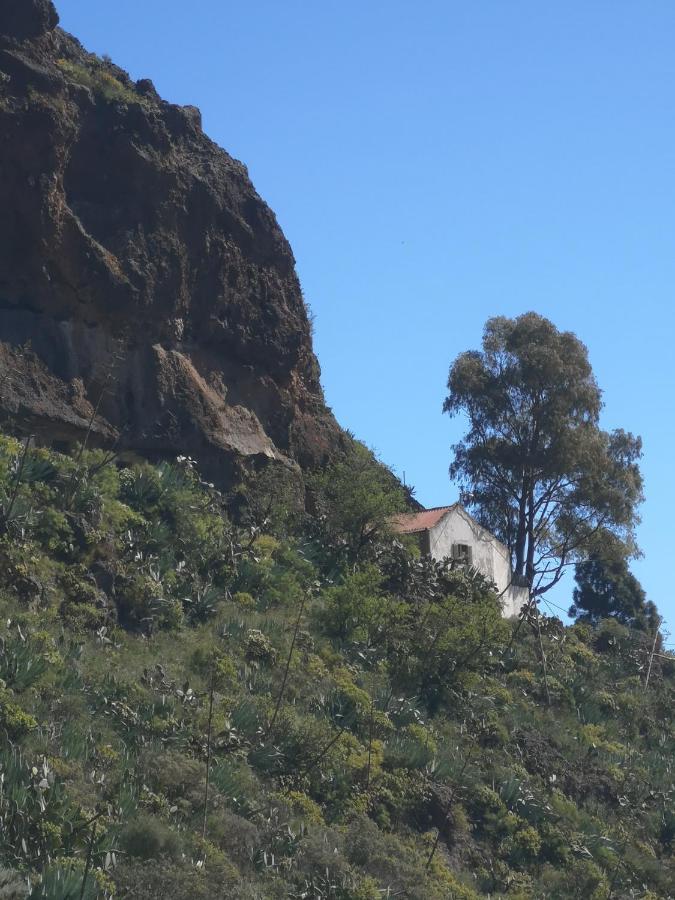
56,0,675,636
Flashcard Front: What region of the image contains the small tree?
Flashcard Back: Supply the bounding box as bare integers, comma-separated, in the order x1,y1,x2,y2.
311,442,406,568
570,555,659,631
318,566,392,643
443,313,643,598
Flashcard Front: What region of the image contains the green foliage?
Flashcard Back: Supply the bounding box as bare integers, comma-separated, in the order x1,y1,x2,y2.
244,628,277,664
310,441,406,567
56,58,139,104
318,566,394,642
0,634,49,691
0,688,37,737
29,864,99,900
571,554,660,631
118,816,182,861
0,432,671,898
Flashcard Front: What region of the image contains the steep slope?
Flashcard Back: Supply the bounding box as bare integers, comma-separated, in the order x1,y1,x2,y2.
0,0,341,482
0,434,672,899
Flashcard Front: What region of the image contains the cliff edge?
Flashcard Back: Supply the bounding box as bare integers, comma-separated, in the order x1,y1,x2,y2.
0,0,341,482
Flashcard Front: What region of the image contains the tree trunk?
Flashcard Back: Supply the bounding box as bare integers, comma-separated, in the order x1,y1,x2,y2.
514,481,528,576
525,485,536,586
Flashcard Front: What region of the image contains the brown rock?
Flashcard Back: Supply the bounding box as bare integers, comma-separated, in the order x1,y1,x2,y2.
0,5,342,483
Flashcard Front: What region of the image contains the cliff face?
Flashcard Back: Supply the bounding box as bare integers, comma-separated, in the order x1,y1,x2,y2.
0,0,341,481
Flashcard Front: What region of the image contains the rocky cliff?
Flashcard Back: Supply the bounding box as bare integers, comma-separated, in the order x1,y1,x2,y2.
0,0,341,483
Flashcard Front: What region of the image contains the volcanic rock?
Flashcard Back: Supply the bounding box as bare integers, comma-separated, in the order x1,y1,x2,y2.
0,1,341,482
0,0,59,42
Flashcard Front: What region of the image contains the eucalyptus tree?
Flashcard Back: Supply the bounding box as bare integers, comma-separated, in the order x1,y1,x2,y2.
443,312,643,599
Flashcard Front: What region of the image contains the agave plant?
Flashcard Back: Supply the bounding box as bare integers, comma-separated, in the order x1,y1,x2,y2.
0,752,81,867
28,864,99,900
184,584,224,624
0,637,48,692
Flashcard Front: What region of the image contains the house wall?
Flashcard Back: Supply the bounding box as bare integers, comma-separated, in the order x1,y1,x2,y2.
427,507,528,618
502,583,529,618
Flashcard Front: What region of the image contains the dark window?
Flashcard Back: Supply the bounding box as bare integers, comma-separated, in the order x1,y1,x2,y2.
452,543,473,565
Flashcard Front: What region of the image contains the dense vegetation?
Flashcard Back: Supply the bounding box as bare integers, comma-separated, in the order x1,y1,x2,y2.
0,433,672,899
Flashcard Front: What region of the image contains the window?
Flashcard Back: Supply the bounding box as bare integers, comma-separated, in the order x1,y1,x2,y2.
452,543,473,565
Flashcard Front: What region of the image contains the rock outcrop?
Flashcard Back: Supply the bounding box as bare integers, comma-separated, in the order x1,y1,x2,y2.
0,0,341,482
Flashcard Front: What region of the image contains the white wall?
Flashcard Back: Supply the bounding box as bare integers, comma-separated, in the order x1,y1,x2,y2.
502,583,529,618
428,507,528,618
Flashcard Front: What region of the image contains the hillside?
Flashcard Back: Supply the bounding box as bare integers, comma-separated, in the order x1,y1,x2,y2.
0,3,673,899
0,0,341,484
0,434,672,899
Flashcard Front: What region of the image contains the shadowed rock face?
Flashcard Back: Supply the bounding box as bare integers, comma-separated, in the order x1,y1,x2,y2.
0,0,341,481
0,0,59,40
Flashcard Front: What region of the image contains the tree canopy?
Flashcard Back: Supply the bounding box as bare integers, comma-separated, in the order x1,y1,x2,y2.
570,555,660,632
310,440,406,568
443,313,643,598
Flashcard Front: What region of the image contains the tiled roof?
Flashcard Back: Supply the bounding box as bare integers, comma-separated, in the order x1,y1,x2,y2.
391,505,457,534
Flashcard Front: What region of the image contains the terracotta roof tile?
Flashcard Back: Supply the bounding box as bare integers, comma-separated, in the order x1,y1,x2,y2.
391,505,456,534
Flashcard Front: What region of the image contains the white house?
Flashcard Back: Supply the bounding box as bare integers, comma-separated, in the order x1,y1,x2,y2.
392,504,529,618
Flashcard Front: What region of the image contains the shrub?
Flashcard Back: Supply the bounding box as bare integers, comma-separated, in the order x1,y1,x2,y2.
0,687,37,737
272,789,325,825
60,602,107,632
244,629,276,664
111,859,240,900
508,825,542,865
118,815,183,861
318,566,397,643
57,58,140,104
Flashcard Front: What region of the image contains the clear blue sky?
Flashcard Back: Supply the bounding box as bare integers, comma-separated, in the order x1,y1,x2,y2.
56,0,675,637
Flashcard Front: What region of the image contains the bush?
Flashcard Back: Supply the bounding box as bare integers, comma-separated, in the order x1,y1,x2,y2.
118,816,183,861
318,566,397,643
111,859,240,900
0,688,37,737
57,58,140,104
507,825,542,865
244,629,276,664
